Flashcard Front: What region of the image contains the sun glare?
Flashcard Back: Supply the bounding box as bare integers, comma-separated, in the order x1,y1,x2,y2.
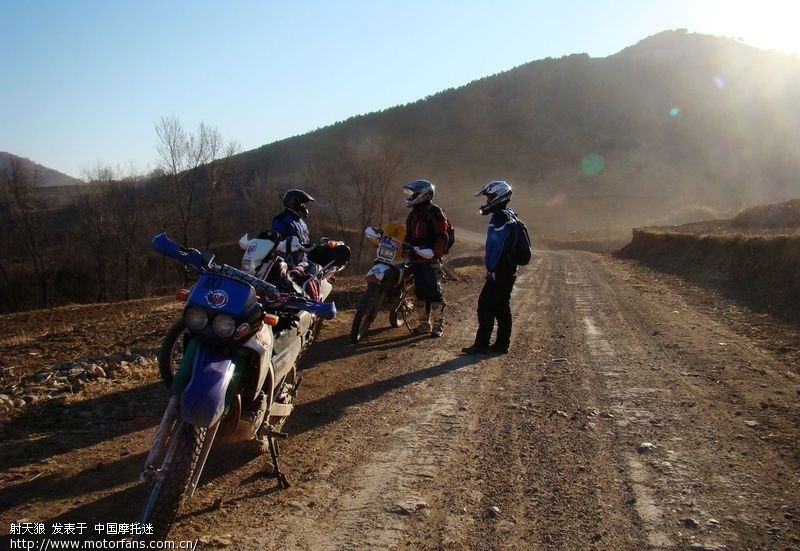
701,0,800,55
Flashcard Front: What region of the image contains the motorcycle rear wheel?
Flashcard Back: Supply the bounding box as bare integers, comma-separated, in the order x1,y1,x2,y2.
158,319,186,388
350,282,382,343
139,421,206,541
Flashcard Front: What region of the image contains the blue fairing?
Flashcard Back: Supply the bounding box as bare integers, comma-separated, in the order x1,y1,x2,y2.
189,273,254,317
181,345,236,427
152,232,204,271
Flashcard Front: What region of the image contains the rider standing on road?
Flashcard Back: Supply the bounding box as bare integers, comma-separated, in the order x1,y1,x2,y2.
462,180,517,355
404,179,449,337
272,189,315,265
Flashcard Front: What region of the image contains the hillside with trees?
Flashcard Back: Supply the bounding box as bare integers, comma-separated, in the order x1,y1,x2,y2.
3,30,800,312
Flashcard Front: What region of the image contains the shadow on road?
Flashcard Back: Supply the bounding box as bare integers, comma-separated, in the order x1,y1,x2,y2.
299,326,428,370
290,352,484,436
1,382,166,471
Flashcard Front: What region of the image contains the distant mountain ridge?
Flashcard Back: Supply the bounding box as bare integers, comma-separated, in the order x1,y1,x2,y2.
235,30,800,236
0,152,82,188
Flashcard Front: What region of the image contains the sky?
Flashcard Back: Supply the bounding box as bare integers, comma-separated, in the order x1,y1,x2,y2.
2,0,799,179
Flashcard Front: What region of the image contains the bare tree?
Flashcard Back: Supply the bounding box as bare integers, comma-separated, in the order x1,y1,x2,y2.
76,165,118,301
201,140,241,249
155,116,233,246
303,160,354,236
0,158,51,307
340,138,406,261
242,170,282,232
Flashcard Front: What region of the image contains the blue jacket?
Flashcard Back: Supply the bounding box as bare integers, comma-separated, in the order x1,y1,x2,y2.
271,209,310,264
485,208,517,273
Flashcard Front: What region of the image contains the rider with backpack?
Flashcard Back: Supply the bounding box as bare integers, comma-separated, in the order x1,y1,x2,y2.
462,180,531,355
404,179,453,337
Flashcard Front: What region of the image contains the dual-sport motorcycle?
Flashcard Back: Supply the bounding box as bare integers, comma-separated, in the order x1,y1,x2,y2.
158,231,350,386
349,222,432,343
140,232,345,541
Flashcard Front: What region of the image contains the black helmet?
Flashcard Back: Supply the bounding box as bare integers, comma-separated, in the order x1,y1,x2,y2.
282,189,315,218
403,179,435,207
474,180,512,215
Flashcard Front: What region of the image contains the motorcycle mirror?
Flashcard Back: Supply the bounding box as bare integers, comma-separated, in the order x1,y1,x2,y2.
238,233,250,250
364,226,382,239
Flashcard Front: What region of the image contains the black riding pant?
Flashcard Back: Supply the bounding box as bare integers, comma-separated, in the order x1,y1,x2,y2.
473,272,516,349
411,262,444,305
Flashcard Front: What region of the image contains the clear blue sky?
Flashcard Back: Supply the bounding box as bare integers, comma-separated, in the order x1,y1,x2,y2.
1,0,797,179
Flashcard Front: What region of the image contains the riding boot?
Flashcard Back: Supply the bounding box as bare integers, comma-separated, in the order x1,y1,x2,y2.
413,301,431,334
430,302,446,337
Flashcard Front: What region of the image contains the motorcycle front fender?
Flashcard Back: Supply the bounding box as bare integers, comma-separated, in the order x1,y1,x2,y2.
179,343,241,428
366,262,392,284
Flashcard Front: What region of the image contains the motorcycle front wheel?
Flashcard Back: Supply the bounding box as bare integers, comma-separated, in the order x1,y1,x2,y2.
139,421,206,541
389,277,416,330
157,319,187,388
350,282,382,343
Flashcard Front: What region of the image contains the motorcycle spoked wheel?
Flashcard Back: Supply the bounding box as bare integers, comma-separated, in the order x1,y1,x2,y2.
390,277,416,332
139,421,206,541
158,319,187,388
350,282,384,343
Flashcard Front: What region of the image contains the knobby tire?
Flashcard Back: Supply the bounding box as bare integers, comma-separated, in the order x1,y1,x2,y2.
158,319,186,388
139,422,206,541
350,282,382,343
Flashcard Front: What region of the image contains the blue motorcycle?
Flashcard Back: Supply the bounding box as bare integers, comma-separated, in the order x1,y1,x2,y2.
139,233,336,540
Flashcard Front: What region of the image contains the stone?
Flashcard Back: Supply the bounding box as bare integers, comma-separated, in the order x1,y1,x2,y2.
637,442,657,453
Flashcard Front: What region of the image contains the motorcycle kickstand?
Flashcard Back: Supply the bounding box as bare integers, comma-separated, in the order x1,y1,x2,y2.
263,430,290,488
290,376,303,397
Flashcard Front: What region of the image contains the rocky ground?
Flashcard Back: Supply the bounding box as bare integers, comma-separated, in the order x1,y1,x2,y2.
1,250,799,550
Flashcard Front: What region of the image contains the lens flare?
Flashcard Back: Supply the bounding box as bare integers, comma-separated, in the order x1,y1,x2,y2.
580,153,605,176
669,107,680,117
713,75,726,89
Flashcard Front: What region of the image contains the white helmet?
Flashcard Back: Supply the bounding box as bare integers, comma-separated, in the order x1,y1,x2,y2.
474,180,512,215
403,179,435,207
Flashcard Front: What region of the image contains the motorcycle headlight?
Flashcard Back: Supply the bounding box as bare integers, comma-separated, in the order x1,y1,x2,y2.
211,314,236,338
184,307,209,331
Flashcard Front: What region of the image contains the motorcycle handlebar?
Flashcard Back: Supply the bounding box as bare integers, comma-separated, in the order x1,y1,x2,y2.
209,262,281,300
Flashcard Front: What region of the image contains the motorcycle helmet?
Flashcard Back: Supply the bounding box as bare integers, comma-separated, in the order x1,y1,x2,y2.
282,189,315,218
403,179,435,207
474,180,512,215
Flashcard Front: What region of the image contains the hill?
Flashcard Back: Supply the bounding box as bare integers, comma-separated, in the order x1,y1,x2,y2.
0,152,82,188
234,30,800,239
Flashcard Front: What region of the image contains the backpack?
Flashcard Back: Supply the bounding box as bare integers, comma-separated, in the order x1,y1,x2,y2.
426,204,456,255
507,210,532,266
443,218,455,254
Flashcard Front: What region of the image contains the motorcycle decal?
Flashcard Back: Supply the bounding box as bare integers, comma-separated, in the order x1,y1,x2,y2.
246,242,258,255
205,289,229,309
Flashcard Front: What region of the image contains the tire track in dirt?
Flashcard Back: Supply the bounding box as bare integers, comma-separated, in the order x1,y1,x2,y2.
564,252,800,549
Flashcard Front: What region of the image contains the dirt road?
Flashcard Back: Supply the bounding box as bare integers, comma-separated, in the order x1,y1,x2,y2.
2,250,799,550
